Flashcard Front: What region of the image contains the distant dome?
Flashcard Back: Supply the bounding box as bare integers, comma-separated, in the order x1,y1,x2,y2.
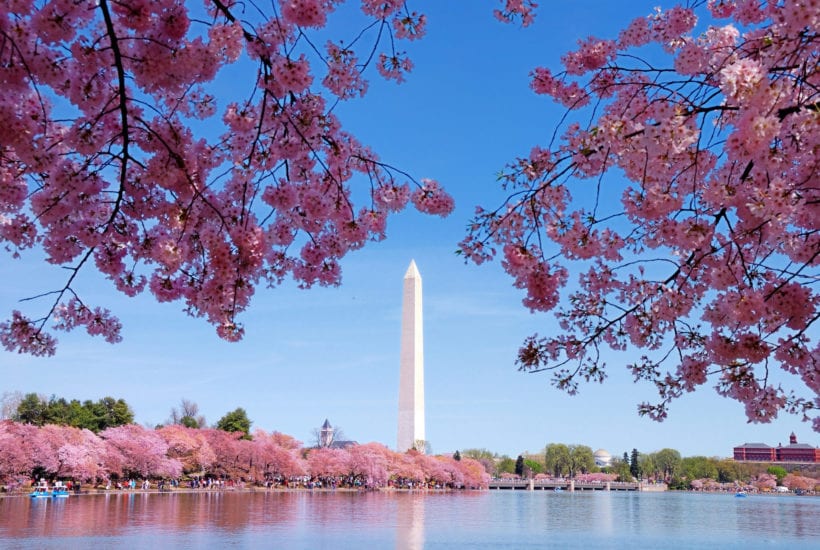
594,449,612,467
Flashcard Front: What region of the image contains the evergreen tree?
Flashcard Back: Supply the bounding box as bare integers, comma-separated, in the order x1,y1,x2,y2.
630,448,641,479
13,393,47,426
216,407,252,438
12,393,133,432
514,455,525,477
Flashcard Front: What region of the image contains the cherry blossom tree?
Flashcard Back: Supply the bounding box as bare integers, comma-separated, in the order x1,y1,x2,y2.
52,425,108,482
306,446,351,481
781,473,818,492
347,442,390,487
157,423,216,474
0,420,38,481
387,450,425,485
100,424,181,478
2,419,492,488
249,429,306,480
0,0,457,355
411,451,453,486
461,1,818,429
199,427,245,479
455,456,490,489
752,472,777,491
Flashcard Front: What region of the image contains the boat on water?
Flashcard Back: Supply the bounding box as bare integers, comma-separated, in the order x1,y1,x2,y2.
51,481,70,498
30,480,70,498
735,491,747,498
554,487,564,492
30,480,51,498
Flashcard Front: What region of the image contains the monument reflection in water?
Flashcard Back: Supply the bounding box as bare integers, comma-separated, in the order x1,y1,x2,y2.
396,493,424,550
2,490,818,548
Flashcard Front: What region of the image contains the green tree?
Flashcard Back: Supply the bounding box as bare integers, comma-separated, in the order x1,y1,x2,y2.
716,459,748,483
514,455,525,477
180,416,199,428
524,458,543,476
216,407,252,438
568,445,595,477
64,399,96,429
91,396,134,431
12,392,132,431
630,448,641,479
610,458,633,482
766,466,788,485
43,396,71,425
497,456,516,475
639,453,657,481
13,393,48,426
545,443,571,477
681,456,718,481
653,449,682,481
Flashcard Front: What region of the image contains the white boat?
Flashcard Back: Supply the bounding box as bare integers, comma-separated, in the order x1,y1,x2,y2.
51,481,70,498
30,480,51,498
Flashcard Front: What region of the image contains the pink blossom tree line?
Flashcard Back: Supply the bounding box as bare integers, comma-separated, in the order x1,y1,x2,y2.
0,1,816,429
0,420,490,488
460,1,818,429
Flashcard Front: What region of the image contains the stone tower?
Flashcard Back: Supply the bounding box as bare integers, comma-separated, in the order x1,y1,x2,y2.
319,419,334,448
398,260,425,453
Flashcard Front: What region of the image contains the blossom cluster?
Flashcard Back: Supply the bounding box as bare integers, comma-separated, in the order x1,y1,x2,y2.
461,1,819,428
0,0,475,353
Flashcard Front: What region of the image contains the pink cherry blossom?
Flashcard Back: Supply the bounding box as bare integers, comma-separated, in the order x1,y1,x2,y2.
1,420,491,487
0,0,460,354
494,0,538,27
462,1,819,430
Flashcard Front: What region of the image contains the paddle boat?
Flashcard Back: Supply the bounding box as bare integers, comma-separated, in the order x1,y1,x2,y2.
734,490,747,498
30,480,51,498
51,481,70,498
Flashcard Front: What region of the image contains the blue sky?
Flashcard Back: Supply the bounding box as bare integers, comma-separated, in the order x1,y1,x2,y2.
0,1,815,459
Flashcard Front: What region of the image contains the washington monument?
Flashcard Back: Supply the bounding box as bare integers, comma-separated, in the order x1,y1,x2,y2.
397,260,425,453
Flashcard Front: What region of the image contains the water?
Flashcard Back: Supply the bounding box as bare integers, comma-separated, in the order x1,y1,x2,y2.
1,490,817,549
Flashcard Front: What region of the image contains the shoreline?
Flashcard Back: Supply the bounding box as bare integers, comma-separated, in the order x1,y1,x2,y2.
3,487,817,499
0,486,472,498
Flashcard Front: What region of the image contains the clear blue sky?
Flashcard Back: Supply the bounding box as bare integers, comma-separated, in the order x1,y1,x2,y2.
1,1,815,459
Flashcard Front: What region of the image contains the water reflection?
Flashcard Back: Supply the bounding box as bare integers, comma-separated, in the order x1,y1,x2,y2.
1,492,301,539
395,493,424,550
1,491,818,548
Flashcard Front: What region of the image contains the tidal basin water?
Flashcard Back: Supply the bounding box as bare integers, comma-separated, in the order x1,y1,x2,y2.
1,490,818,549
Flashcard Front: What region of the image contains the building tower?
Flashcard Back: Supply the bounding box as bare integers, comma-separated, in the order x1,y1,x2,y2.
319,419,334,448
398,260,425,453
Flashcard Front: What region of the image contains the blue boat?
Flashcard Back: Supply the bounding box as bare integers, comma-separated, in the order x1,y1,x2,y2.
734,491,747,498
51,481,70,498
30,480,71,498
30,481,51,498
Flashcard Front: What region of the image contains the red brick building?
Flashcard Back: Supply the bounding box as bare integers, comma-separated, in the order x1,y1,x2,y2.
734,433,820,463
733,443,776,462
776,433,820,463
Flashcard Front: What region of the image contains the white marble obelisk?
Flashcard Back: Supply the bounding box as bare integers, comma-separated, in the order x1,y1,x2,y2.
398,260,425,453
